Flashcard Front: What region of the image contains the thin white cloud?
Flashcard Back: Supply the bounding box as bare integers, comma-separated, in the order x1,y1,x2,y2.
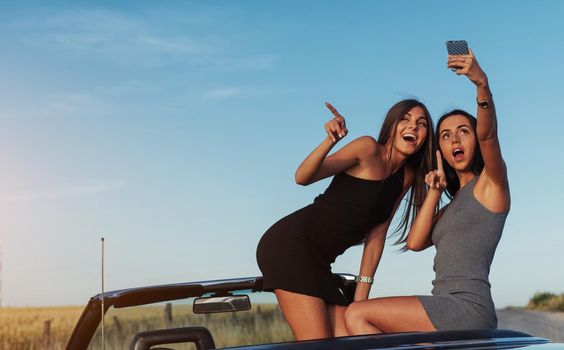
203,87,242,100
15,8,276,70
137,35,209,56
19,9,211,64
217,54,278,71
201,86,278,102
97,80,163,97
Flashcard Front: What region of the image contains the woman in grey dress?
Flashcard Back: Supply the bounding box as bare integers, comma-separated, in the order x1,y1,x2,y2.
344,48,510,333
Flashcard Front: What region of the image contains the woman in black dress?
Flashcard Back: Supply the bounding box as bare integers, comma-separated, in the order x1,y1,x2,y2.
256,100,435,340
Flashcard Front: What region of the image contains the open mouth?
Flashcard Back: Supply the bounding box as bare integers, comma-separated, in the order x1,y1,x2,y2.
452,147,465,160
402,133,417,143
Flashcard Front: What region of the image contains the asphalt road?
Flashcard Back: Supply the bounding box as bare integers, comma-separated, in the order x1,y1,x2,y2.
498,308,564,342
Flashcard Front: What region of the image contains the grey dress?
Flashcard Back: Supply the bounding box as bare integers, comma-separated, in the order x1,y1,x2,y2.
417,176,508,330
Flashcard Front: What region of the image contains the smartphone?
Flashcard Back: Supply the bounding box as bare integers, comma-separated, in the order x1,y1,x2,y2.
446,40,469,71
446,40,469,55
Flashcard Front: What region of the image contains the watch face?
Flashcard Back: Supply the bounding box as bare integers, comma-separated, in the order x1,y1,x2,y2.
479,100,489,109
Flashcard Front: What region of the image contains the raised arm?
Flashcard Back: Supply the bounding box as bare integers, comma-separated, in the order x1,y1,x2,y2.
295,102,372,185
447,49,508,189
406,151,446,251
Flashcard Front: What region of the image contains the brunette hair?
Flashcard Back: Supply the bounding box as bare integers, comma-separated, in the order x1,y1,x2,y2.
379,100,436,246
436,109,484,198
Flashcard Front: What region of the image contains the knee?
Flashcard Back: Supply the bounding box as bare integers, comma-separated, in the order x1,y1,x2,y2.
344,302,367,335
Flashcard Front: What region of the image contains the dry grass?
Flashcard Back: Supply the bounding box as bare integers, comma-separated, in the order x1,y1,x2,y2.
0,304,293,350
527,292,564,312
0,306,83,350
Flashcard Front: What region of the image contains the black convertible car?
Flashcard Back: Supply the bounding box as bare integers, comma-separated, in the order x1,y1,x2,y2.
66,274,557,350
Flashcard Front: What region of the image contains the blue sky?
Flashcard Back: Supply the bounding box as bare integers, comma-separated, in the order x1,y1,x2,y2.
0,1,562,307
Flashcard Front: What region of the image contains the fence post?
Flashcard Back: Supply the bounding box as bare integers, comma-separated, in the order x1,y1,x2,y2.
164,303,173,327
113,316,122,334
42,320,52,350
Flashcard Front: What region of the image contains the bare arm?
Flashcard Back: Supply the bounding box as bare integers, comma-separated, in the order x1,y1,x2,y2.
448,49,509,189
406,151,446,251
406,190,439,251
353,220,389,301
295,102,373,185
295,136,378,185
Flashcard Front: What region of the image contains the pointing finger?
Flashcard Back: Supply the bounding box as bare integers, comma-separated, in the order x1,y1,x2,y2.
325,102,345,121
436,150,444,172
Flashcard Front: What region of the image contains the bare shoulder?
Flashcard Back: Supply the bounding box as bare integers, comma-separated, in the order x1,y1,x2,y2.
337,136,383,174
328,136,380,163
474,169,511,213
351,135,380,155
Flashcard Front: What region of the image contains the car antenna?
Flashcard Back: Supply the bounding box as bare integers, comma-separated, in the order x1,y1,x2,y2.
101,237,106,350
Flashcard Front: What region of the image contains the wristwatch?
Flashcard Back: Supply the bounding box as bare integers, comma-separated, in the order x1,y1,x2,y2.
355,275,374,284
477,97,491,109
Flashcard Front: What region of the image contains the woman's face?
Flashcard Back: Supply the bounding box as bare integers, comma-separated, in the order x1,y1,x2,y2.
438,114,476,171
393,106,429,156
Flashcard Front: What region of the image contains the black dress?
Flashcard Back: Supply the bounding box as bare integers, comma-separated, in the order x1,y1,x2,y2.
256,167,404,306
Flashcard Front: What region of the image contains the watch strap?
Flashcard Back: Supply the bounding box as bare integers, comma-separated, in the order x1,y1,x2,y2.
355,275,374,284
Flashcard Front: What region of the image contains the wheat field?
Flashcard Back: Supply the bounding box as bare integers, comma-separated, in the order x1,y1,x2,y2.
0,304,293,350
0,306,84,350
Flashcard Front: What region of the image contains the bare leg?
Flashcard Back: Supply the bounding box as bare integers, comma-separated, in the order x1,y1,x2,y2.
327,304,348,337
345,296,436,335
275,289,332,340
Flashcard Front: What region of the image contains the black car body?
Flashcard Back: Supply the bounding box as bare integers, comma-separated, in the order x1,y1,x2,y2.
66,274,558,350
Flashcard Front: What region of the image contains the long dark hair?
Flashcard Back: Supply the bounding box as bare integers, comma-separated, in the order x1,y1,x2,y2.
436,109,484,198
379,100,436,246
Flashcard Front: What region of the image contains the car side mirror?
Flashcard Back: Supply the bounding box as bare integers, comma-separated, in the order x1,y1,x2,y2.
129,327,215,350
193,294,251,314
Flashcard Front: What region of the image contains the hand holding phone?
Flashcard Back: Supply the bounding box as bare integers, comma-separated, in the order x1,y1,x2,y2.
446,44,488,87
446,40,469,71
